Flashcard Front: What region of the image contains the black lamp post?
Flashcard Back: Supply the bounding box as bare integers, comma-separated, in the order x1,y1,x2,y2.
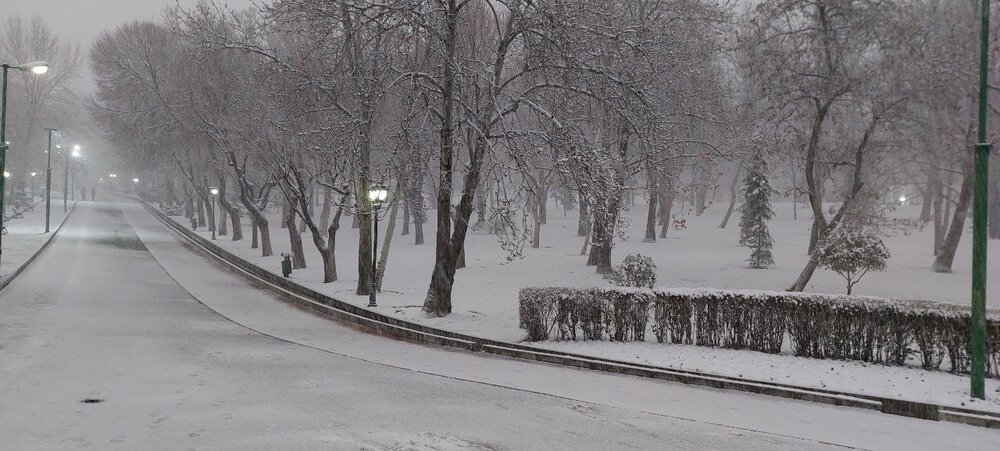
209,187,219,240
1,60,48,268
367,184,388,307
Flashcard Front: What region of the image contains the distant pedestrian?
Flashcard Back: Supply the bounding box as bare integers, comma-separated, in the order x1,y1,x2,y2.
80,186,87,201
91,187,96,201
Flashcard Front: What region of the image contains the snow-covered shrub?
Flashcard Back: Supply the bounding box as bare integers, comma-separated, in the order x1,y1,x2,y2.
813,228,890,295
519,287,652,342
518,287,1000,377
605,254,657,288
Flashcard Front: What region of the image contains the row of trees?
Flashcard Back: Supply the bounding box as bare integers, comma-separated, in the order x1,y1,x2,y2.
91,0,998,317
0,16,86,203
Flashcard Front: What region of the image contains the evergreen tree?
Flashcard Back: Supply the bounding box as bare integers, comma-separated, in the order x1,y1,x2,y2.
739,155,775,268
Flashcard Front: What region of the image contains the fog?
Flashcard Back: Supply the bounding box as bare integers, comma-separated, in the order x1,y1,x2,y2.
5,0,255,93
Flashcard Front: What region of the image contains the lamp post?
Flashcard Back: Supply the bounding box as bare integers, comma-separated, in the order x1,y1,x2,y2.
44,128,57,233
1,60,48,269
367,184,388,307
58,144,81,212
209,187,219,240
970,0,991,400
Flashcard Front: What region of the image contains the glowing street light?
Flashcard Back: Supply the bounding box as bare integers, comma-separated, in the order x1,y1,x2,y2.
132,177,140,184
209,187,219,240
366,184,389,307
2,171,9,178
57,144,82,211
2,60,50,269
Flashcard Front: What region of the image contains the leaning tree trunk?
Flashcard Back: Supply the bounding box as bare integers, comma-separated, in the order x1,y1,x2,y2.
933,164,974,273
719,168,741,229
375,186,401,290
658,192,673,238
319,186,332,233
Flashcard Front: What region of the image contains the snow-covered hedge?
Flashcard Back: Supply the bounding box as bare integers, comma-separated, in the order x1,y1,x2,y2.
519,287,1000,377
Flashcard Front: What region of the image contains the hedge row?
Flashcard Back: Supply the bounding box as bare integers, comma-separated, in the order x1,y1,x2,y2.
519,287,1000,377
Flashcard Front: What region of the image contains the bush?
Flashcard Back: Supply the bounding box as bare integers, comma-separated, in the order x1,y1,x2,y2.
605,254,657,288
813,228,890,295
518,287,1000,377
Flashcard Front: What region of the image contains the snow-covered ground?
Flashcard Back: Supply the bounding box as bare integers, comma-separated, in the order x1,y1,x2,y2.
121,201,999,450
170,198,1000,411
0,197,71,281
184,199,998,341
10,201,996,450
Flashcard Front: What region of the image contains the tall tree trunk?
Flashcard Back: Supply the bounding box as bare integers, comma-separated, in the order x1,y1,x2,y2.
933,164,975,272
285,204,306,269
643,162,658,243
577,193,590,237
659,194,673,238
919,188,934,223
251,221,259,249
217,178,242,241
719,168,741,229
531,194,542,248
196,195,206,227
402,197,411,236
218,197,228,236
538,172,548,225
319,186,332,232
281,199,289,229
933,181,944,255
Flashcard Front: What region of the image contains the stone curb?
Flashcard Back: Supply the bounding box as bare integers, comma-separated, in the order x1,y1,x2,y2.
0,201,76,291
138,200,1000,430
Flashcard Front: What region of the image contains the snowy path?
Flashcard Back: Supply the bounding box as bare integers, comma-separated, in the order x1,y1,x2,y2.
0,202,994,450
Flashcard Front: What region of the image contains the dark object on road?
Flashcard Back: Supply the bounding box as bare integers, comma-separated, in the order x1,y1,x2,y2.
281,253,292,278
80,398,104,404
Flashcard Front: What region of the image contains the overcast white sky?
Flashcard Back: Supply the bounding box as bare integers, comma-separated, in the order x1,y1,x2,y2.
5,0,255,93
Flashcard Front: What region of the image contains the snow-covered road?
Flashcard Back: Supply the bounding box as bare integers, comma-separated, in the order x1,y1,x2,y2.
0,201,996,450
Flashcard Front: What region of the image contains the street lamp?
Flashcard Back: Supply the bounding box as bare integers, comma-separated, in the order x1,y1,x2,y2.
209,187,219,240
132,177,139,184
367,184,388,307
57,144,81,212
969,0,991,400
1,60,49,270
44,128,57,232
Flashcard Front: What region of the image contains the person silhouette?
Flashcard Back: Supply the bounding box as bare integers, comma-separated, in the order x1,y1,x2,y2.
80,186,87,202
91,187,96,201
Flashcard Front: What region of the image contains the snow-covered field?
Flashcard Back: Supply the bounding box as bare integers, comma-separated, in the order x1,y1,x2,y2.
0,197,70,281
182,199,998,341
167,198,1000,411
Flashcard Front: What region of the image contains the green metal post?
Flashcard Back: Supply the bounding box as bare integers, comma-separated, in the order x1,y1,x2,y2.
1,65,9,269
971,0,991,400
64,148,69,212
45,129,55,233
